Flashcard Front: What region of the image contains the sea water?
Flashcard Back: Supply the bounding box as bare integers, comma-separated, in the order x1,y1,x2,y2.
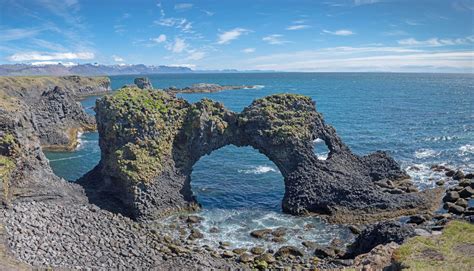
45,73,474,249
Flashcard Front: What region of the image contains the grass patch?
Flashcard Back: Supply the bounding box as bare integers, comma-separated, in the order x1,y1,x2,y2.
393,220,474,270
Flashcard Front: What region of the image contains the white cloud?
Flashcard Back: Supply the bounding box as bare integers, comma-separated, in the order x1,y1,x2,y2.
286,25,310,30
174,3,193,10
187,51,205,60
152,34,167,43
0,27,42,42
169,63,196,69
398,37,474,47
166,37,187,53
30,61,77,66
217,28,250,44
112,55,124,62
322,29,355,36
383,30,408,36
155,18,193,33
8,51,94,61
262,34,289,45
244,46,473,72
242,48,256,53
202,9,214,16
354,0,380,6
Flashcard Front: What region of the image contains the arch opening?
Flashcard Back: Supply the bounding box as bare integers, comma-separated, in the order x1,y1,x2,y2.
313,138,330,160
190,145,284,211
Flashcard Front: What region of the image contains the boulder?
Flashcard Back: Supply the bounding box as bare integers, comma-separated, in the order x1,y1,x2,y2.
133,77,153,90
459,187,473,198
275,246,304,258
443,191,460,202
452,170,465,180
346,221,415,257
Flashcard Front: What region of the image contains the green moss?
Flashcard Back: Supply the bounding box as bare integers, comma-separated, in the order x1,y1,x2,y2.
394,220,474,270
0,155,15,201
0,134,19,156
241,94,317,141
101,87,189,183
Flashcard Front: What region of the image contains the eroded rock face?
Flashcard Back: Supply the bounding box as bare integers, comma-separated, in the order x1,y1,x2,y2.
79,87,442,222
134,77,153,90
0,97,85,206
0,76,111,150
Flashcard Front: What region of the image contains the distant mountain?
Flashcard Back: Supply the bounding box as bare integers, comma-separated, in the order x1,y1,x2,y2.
0,63,193,76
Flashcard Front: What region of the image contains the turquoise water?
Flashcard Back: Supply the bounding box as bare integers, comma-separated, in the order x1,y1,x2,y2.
45,73,474,249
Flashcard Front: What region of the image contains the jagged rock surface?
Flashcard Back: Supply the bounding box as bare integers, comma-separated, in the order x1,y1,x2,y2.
163,83,254,94
0,96,85,206
79,87,442,222
134,77,153,89
0,76,111,150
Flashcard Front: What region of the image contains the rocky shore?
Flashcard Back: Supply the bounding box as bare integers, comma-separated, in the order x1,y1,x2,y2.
0,77,472,270
127,77,256,93
0,76,111,150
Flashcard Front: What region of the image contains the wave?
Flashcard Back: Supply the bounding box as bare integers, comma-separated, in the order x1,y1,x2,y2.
459,144,474,156
48,154,87,162
414,149,439,159
244,85,265,89
423,135,457,142
313,138,324,143
76,131,84,150
238,165,277,174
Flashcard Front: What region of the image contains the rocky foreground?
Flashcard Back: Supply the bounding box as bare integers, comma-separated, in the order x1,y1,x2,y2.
0,77,473,270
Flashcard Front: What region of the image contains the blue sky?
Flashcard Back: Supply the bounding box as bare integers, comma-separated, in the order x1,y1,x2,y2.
0,0,473,72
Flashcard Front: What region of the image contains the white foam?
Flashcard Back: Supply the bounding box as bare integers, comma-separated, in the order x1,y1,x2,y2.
76,131,84,150
252,85,265,89
459,144,474,156
414,149,438,159
238,165,277,174
423,136,456,142
313,138,324,143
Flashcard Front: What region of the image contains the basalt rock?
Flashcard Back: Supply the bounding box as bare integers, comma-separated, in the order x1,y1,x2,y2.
345,221,415,257
163,83,255,94
134,77,153,90
0,76,111,150
79,87,443,222
0,96,85,206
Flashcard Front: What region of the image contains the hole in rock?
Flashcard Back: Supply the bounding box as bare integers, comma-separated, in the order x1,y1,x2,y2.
313,138,330,160
186,145,351,250
191,145,284,211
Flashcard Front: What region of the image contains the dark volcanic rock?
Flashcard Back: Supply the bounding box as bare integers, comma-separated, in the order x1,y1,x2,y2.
346,221,415,257
0,98,85,206
79,87,442,223
0,76,111,150
164,83,254,94
134,77,153,90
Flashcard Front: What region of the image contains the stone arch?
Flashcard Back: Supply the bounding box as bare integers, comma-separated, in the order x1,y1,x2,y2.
79,88,443,223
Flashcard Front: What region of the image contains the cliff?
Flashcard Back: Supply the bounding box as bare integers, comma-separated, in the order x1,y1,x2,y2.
79,87,442,222
0,76,111,150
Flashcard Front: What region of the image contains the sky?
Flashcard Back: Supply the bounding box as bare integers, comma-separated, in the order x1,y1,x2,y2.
0,0,473,72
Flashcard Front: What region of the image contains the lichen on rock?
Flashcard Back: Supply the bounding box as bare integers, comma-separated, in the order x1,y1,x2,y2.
79,87,442,222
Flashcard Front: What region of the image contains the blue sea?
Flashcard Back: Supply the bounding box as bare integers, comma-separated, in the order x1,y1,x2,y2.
45,73,474,249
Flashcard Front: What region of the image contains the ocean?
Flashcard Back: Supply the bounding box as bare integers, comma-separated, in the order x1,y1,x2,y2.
45,72,474,249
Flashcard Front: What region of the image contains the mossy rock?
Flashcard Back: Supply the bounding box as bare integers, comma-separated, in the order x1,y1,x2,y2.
393,220,474,270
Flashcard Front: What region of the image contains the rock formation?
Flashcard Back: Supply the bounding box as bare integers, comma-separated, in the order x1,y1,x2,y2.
164,83,255,94
0,76,111,150
0,95,84,206
134,77,153,89
79,87,442,222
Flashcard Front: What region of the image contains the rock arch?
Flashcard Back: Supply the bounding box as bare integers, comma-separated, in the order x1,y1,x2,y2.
79,87,442,223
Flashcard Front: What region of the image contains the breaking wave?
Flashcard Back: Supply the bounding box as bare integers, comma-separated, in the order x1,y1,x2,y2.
238,165,277,174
